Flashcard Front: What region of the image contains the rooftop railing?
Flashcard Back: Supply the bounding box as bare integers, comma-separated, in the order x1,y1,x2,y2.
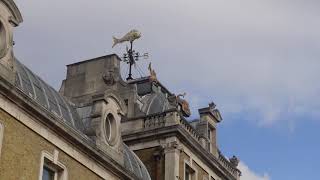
218,151,241,178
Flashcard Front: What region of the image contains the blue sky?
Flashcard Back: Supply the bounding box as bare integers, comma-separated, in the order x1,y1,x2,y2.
13,0,320,179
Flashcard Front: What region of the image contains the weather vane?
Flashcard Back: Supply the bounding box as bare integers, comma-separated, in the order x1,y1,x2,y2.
112,29,149,80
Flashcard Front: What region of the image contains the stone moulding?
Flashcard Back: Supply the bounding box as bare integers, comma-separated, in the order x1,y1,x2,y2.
1,0,23,26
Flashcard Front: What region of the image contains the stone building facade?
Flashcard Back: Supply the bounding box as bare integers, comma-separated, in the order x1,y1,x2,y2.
0,1,150,180
119,78,242,180
0,1,240,180
59,53,241,180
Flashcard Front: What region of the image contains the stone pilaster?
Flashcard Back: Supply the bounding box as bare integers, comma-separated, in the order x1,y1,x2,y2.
163,141,182,180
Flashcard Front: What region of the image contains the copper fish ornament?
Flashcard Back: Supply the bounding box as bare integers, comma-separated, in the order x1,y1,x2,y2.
112,29,141,48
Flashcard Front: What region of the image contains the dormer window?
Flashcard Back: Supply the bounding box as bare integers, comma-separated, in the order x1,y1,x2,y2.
208,128,212,152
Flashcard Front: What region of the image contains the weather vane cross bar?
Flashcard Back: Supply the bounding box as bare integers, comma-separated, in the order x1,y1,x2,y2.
112,29,148,80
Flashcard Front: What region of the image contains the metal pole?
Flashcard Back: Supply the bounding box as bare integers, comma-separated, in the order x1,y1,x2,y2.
127,41,134,80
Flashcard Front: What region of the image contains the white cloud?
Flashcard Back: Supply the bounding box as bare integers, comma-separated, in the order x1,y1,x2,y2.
13,0,320,127
238,162,270,180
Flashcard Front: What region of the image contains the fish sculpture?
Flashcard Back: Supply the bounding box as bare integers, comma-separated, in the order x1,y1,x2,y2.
112,29,141,48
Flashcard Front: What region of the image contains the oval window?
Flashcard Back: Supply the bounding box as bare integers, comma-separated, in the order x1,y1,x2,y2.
105,113,118,146
0,20,7,58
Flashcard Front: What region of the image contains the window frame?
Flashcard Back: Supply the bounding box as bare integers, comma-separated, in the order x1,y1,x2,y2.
184,161,197,180
0,122,4,158
39,150,68,180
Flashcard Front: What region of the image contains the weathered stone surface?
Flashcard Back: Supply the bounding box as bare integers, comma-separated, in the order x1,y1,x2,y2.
134,147,165,180
0,109,103,180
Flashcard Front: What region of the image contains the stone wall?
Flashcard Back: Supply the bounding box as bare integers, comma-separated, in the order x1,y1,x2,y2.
179,151,190,180
134,147,165,180
193,161,209,180
0,109,103,180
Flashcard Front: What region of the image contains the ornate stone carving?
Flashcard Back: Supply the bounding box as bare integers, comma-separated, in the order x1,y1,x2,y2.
0,19,8,59
148,63,157,83
163,141,183,154
229,155,240,168
168,95,177,106
103,70,115,86
167,93,191,117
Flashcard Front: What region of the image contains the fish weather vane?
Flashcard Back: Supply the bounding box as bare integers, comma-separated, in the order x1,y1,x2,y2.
112,29,149,80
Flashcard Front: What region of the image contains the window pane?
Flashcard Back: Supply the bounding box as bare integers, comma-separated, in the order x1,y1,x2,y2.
42,166,55,180
185,165,190,180
185,170,190,180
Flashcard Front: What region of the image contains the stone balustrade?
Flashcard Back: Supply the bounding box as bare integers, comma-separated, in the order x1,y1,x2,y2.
140,110,241,180
179,116,201,141
218,151,241,178
144,114,166,128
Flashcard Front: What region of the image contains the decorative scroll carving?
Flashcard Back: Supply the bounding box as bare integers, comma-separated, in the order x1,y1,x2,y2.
168,93,191,117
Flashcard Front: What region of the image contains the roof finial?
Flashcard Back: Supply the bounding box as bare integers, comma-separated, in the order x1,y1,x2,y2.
209,102,216,109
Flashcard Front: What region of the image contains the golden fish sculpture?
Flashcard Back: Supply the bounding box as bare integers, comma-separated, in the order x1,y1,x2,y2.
112,29,141,48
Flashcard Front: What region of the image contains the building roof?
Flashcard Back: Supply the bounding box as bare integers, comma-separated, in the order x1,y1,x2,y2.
13,59,151,180
15,59,84,130
124,144,151,180
140,91,170,115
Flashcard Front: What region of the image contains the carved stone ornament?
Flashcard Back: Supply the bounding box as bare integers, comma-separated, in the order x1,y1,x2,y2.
148,63,158,82
167,93,191,117
179,99,191,117
163,141,183,154
103,70,116,85
177,93,191,117
229,155,240,167
0,18,8,59
168,95,178,106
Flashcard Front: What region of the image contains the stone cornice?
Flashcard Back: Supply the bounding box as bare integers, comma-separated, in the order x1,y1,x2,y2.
123,125,240,180
122,108,178,122
1,0,23,26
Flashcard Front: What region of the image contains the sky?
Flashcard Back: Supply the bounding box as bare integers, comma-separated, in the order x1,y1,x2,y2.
13,0,320,179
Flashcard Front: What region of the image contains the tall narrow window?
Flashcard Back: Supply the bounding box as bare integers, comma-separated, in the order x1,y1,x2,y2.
39,151,68,180
185,164,195,180
185,167,190,180
42,166,55,180
207,128,212,152
41,158,66,180
0,122,4,158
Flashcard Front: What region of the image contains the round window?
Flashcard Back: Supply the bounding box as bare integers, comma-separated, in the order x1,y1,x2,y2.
0,20,7,58
104,113,118,146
